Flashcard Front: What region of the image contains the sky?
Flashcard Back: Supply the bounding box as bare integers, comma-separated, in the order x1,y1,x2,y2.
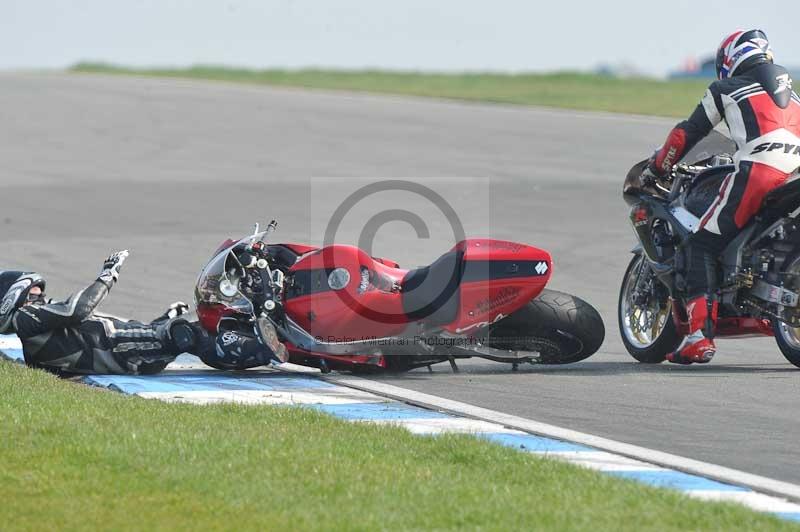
3,0,799,76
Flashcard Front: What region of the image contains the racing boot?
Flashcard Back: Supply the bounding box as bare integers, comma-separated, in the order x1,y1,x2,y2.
667,295,718,364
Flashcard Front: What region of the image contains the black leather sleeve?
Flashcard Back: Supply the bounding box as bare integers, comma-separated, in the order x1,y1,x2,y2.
678,102,716,152
12,278,112,338
653,83,723,174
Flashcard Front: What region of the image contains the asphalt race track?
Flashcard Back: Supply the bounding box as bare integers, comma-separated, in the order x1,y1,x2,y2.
2,72,798,484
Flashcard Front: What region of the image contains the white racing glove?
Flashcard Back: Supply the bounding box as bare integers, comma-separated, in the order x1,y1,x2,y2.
99,250,130,284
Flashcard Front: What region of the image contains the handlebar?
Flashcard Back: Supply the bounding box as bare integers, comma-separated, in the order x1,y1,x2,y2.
674,163,707,176
233,242,286,318
652,156,732,201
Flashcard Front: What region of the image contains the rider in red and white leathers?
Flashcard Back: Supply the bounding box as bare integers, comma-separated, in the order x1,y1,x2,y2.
645,29,800,364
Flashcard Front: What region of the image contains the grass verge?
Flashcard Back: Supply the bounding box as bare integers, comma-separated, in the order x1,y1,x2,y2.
70,63,709,118
1,361,796,531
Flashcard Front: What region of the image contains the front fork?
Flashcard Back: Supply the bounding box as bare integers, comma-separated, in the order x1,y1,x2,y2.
630,257,653,307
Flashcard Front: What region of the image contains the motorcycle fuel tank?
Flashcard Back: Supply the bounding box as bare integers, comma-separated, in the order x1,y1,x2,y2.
284,245,409,343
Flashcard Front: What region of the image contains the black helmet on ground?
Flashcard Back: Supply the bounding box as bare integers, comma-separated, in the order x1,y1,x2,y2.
0,271,46,334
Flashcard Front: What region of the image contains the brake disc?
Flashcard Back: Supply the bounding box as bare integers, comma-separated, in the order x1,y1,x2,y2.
631,306,658,334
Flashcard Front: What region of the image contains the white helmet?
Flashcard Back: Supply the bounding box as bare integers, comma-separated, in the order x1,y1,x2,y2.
715,29,773,80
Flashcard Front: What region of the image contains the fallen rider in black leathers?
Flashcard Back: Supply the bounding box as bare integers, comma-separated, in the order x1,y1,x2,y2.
0,250,211,375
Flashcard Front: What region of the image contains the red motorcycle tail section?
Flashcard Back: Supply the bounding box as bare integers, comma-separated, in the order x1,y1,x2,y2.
443,239,552,334
284,245,409,341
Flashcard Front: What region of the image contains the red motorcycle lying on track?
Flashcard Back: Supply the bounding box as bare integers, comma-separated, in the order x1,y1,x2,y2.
194,222,605,372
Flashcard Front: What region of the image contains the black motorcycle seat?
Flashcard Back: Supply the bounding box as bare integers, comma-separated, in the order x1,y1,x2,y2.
761,177,800,210
402,250,464,326
756,177,800,227
683,166,732,218
684,168,800,221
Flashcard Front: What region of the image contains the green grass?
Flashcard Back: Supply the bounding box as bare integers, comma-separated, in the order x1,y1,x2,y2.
1,361,796,531
70,63,710,118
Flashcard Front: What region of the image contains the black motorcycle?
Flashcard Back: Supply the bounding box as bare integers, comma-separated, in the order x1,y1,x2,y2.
619,130,800,366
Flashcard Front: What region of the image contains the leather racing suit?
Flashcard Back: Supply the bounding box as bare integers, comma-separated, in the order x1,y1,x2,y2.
13,276,192,375
650,62,800,363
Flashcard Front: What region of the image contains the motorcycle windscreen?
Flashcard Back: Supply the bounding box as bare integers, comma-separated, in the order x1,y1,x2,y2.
194,248,254,314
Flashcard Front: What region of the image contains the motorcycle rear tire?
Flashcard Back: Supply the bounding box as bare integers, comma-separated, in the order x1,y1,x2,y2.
773,320,800,369
774,253,800,369
489,289,605,364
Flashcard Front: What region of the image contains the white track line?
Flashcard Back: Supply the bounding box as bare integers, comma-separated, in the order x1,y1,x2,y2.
532,450,667,472
356,417,527,435
328,375,800,503
136,388,387,405
687,491,800,513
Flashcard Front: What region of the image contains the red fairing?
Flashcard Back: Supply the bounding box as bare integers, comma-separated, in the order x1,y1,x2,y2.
285,343,386,370
285,245,409,341
715,317,774,338
444,239,552,334
196,303,237,334
280,243,319,256
654,127,687,175
672,303,773,338
372,257,401,268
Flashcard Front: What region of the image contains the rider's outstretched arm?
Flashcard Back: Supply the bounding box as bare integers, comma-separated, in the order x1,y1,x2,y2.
12,250,129,338
12,279,113,337
652,84,725,175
